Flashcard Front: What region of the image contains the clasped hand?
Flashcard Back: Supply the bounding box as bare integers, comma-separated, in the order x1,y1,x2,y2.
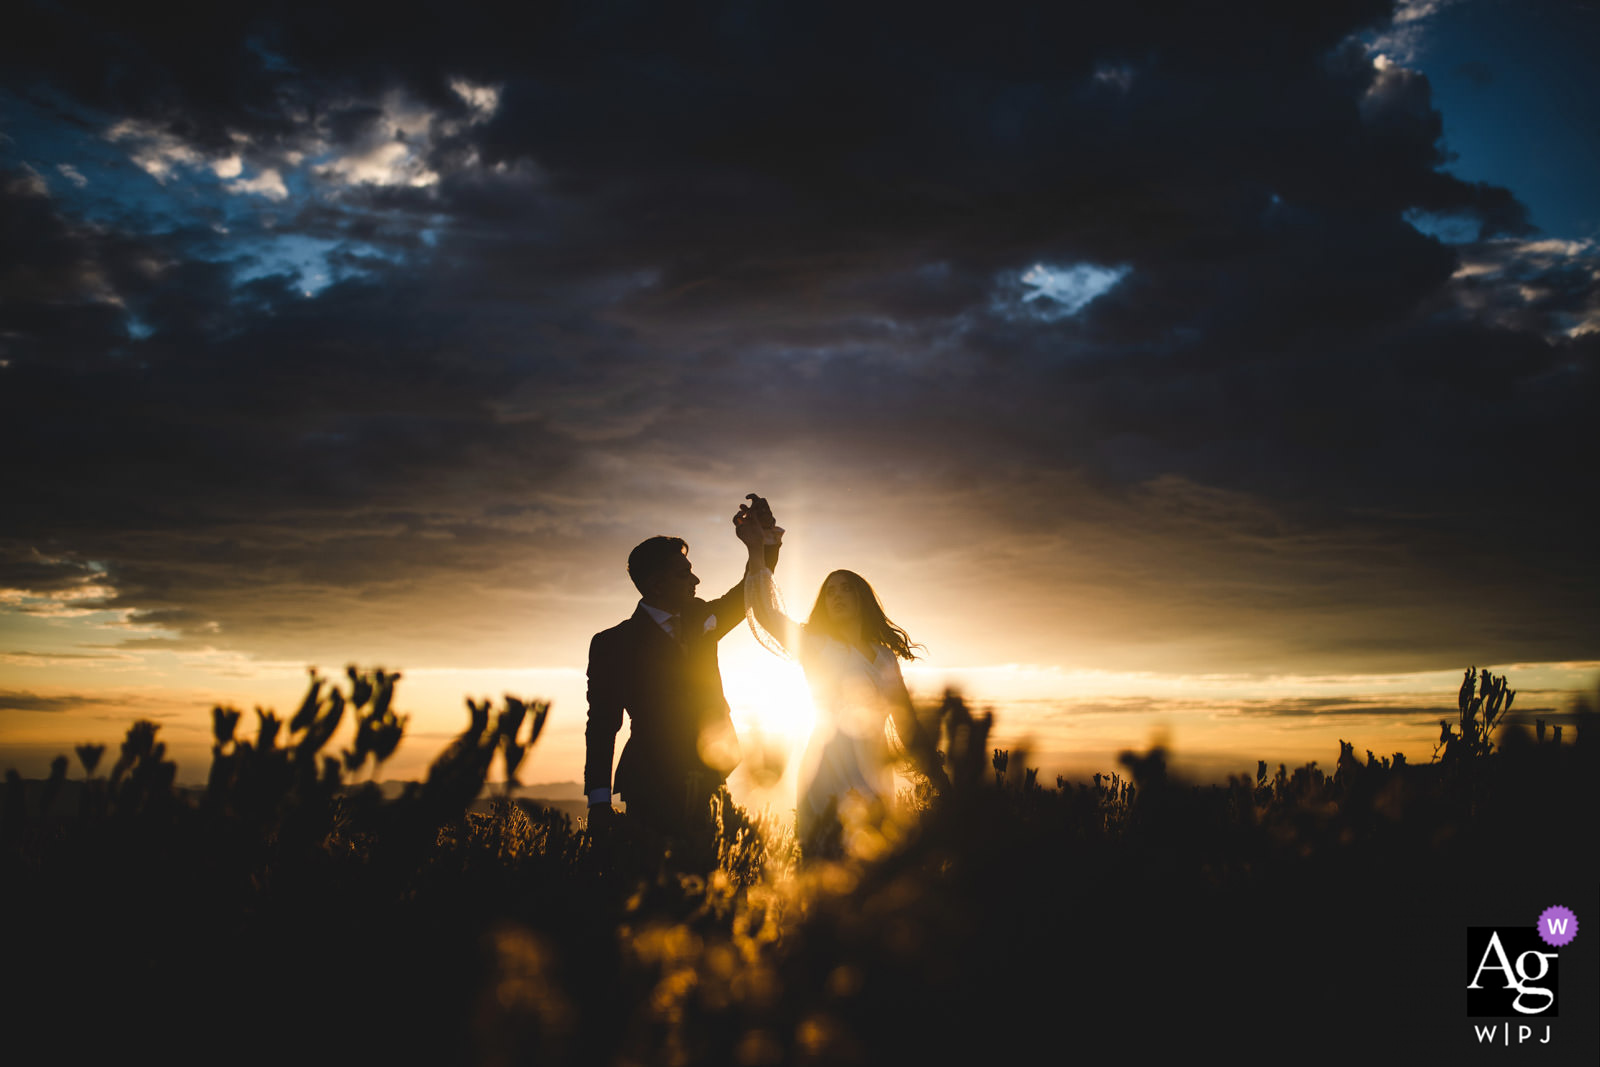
733,493,776,547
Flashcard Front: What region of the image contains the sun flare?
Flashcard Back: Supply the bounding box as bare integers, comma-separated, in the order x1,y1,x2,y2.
719,635,816,747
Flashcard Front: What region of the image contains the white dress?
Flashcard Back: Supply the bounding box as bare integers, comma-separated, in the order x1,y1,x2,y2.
745,566,906,853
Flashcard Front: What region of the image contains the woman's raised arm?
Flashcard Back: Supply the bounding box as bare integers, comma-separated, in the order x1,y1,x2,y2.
735,509,802,657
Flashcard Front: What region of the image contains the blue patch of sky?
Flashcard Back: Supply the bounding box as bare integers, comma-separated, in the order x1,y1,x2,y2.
1403,3,1600,240
2,90,419,300
231,232,410,295
245,36,299,73
1,90,148,217
1005,262,1130,321
1403,208,1480,245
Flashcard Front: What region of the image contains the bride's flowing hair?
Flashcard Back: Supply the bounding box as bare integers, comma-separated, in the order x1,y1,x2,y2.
804,570,921,661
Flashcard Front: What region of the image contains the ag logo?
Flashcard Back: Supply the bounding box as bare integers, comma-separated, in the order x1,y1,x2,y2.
1467,927,1558,1016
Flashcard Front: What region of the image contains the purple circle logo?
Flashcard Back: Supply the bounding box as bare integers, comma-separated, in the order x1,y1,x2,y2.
1537,905,1578,948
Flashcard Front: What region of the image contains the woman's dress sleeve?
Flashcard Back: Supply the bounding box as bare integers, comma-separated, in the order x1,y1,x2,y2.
745,564,803,660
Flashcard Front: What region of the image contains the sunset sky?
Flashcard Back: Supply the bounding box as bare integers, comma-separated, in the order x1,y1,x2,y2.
3,1,1596,798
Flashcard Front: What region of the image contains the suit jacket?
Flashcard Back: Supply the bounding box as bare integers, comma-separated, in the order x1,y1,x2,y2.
585,545,779,812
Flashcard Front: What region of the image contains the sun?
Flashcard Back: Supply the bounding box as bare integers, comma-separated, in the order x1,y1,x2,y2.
718,632,816,746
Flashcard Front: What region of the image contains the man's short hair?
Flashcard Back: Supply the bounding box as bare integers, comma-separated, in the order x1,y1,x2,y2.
628,536,688,595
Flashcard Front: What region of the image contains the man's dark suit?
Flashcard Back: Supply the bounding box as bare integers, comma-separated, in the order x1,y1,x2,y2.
584,545,778,835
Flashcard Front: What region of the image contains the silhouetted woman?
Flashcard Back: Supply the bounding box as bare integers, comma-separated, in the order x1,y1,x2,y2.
734,509,945,860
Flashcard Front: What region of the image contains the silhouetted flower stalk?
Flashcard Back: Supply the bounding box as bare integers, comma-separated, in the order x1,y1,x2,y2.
346,665,374,710
104,720,177,814
75,744,104,778
935,690,992,791
256,707,282,750
498,697,552,797
39,755,67,817
289,670,325,733
1436,666,1518,766
212,706,241,748
344,668,406,776
76,742,107,816
420,695,531,820
293,683,345,776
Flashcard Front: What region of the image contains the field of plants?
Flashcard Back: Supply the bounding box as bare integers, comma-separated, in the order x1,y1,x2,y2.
5,667,1596,1064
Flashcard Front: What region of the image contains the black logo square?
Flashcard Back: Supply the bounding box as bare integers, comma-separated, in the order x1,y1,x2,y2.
1467,927,1559,1017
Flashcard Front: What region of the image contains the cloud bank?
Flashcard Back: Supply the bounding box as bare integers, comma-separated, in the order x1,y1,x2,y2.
1,1,1594,677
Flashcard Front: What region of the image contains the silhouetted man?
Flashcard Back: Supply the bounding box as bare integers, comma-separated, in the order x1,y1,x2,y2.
585,497,781,839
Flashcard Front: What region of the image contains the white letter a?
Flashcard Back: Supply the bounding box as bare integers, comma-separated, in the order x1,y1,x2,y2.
1469,932,1516,989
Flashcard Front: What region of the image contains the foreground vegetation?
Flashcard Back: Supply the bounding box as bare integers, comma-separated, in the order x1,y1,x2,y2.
4,667,1596,1064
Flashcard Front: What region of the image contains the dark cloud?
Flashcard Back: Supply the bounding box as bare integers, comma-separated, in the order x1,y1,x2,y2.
0,690,90,713
1,2,1596,673
0,549,104,596
1231,698,1465,719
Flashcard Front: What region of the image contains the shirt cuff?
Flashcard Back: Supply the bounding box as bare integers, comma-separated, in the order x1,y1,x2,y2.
588,788,612,806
